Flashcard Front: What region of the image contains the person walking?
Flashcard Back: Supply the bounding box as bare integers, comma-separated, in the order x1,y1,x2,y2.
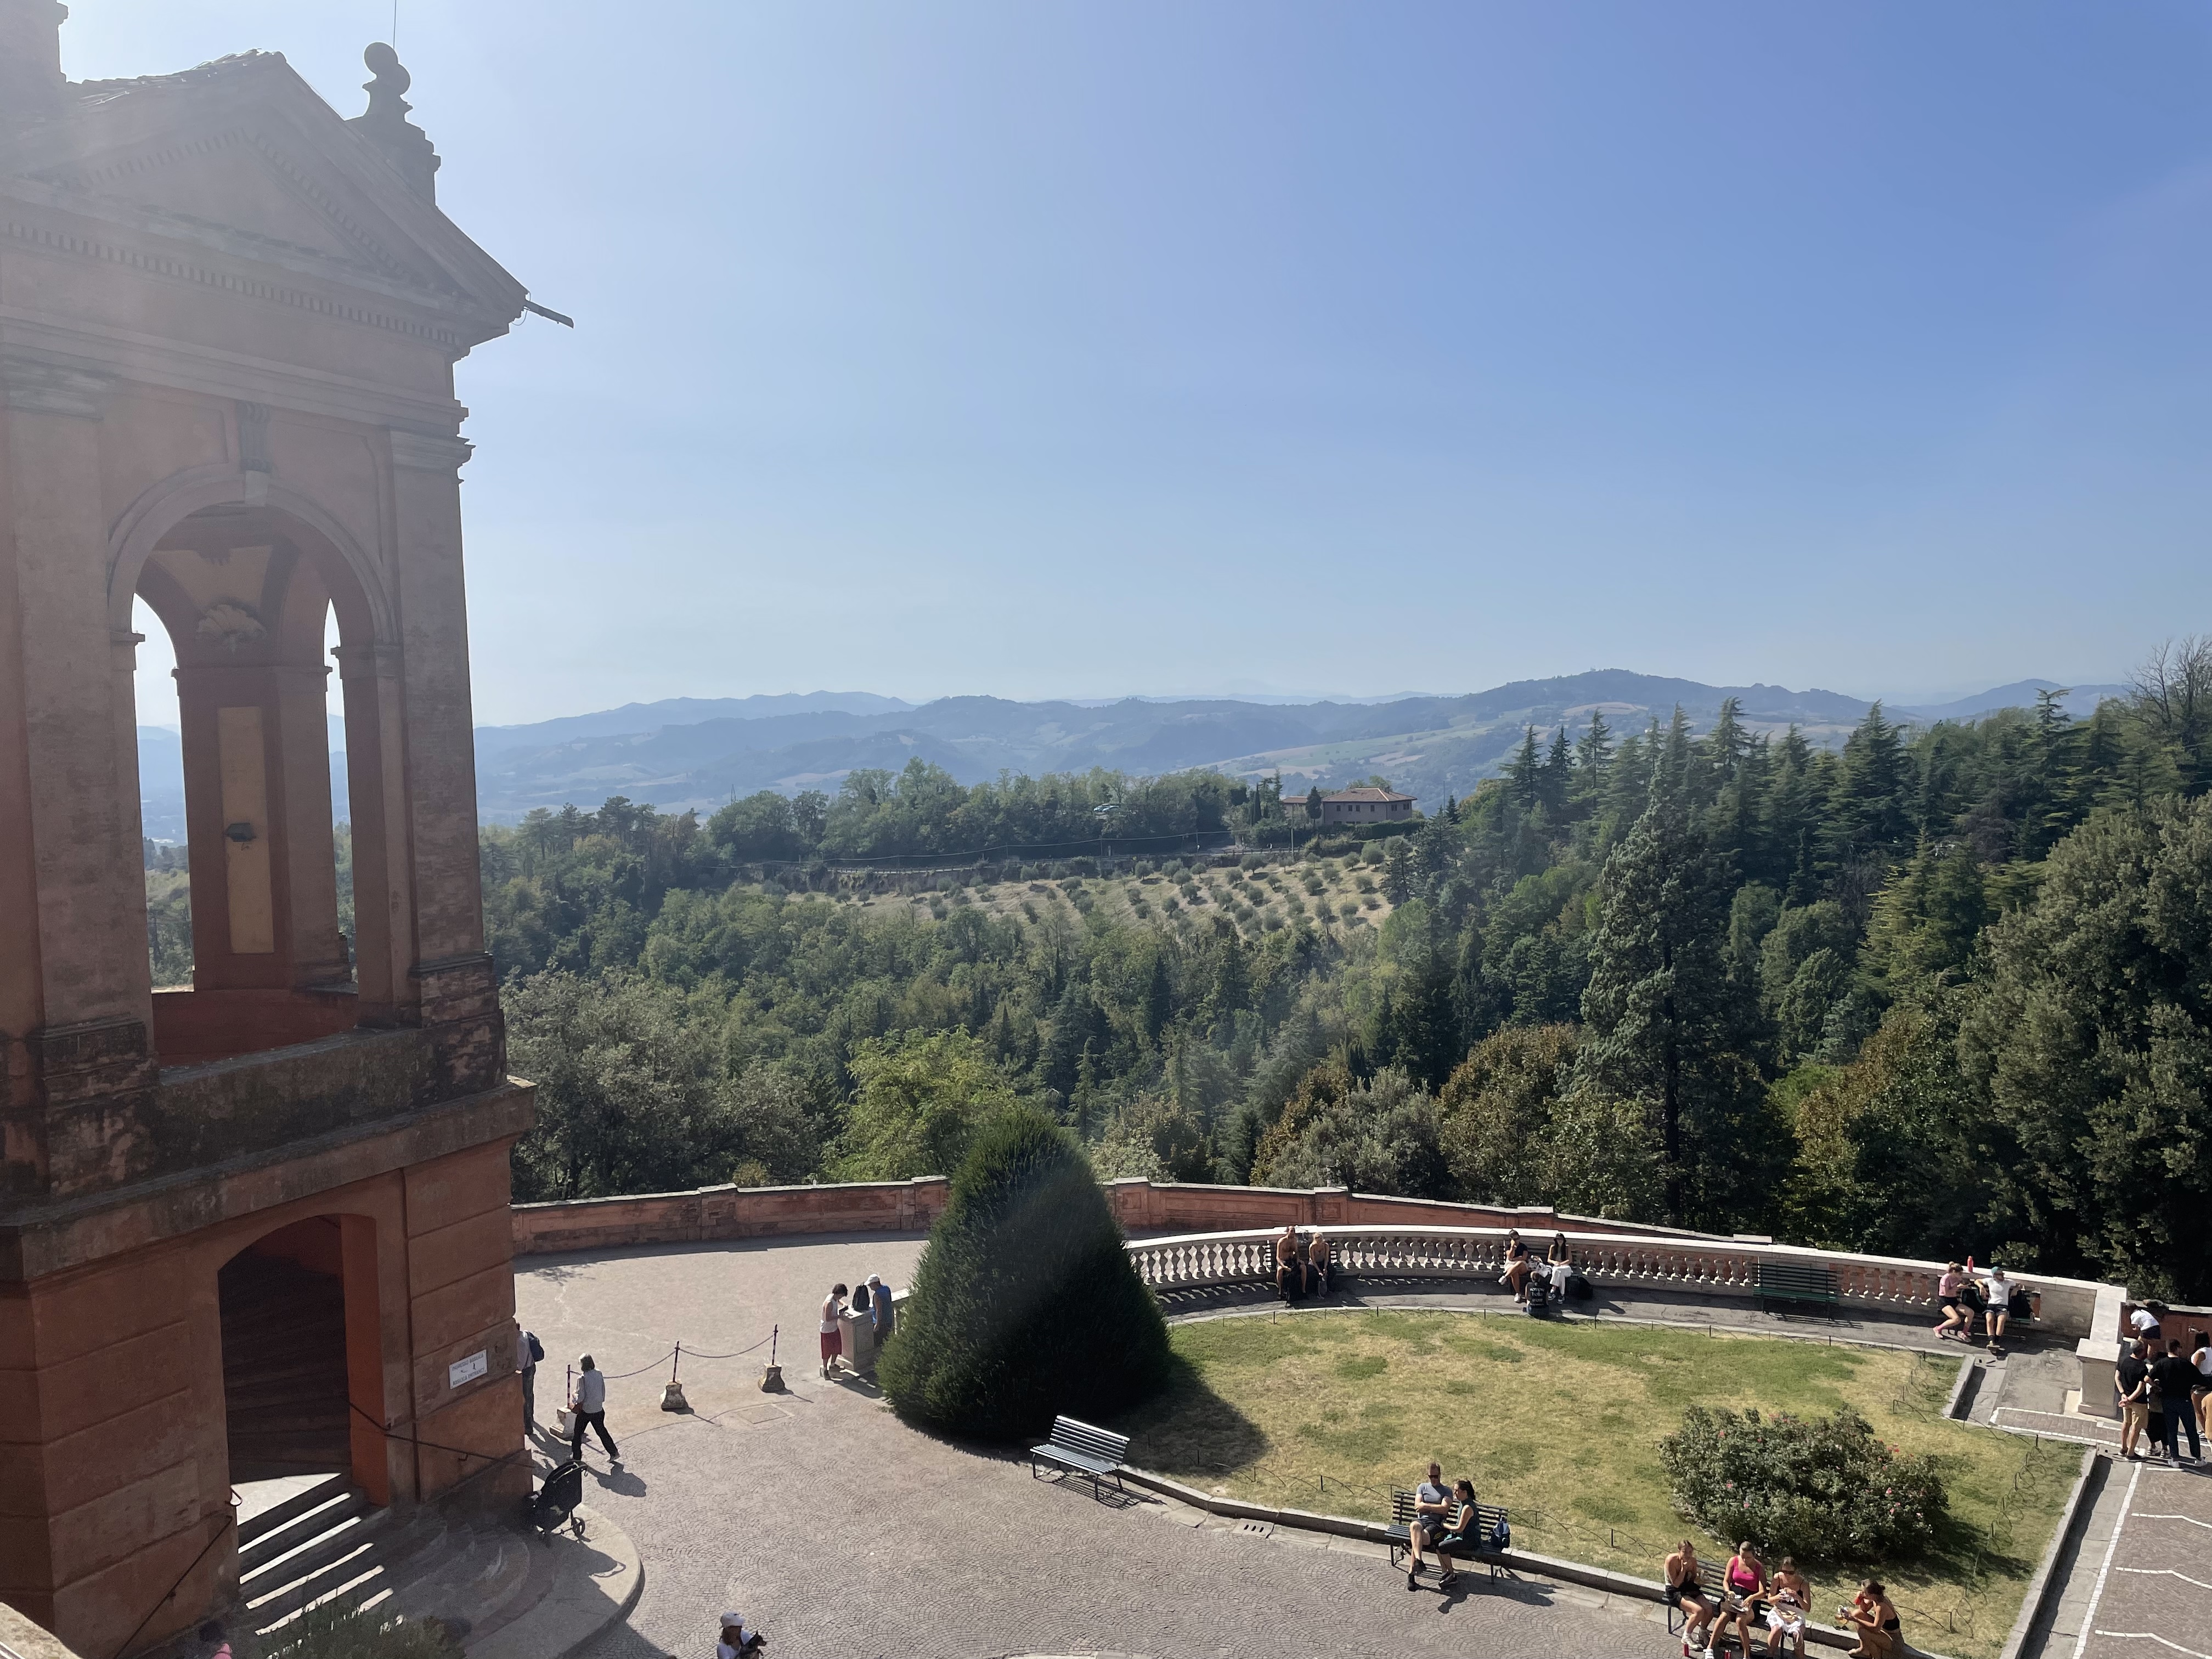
2152,1338,2202,1464
517,1326,544,1432
568,1355,618,1463
820,1283,848,1378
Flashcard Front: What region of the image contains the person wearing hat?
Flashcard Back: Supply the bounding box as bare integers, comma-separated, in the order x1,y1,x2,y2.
717,1612,765,1656
867,1273,894,1342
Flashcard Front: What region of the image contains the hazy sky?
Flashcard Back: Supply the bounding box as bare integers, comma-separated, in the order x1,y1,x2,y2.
80,3,2211,726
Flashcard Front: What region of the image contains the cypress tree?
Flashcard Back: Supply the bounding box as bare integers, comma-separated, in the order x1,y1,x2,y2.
877,1106,1170,1437
1508,725,1543,810
1572,795,1776,1226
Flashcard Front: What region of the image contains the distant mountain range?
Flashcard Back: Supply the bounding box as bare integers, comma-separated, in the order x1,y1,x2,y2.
128,674,2129,837
457,673,2129,823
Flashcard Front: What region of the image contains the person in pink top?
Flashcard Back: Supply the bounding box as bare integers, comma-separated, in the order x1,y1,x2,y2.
819,1283,848,1378
1933,1263,1968,1341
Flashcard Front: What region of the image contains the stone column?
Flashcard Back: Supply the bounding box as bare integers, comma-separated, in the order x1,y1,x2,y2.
385,430,501,1089
336,639,413,1025
0,351,156,1199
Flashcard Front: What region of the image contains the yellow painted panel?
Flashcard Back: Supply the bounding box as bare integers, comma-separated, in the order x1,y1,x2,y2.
217,704,275,953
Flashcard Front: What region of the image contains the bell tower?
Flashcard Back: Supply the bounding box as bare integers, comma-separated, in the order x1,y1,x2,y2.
2,19,540,1654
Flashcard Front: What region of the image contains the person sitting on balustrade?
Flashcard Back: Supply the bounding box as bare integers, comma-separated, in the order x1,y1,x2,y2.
1838,1581,1901,1659
1305,1229,1333,1297
1274,1224,1305,1302
1500,1229,1533,1302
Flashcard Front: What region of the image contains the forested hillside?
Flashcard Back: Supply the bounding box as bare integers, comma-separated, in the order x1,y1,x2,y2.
488,644,2212,1298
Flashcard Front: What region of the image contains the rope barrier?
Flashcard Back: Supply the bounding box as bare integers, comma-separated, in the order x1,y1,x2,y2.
349,1400,518,1470
111,1502,235,1659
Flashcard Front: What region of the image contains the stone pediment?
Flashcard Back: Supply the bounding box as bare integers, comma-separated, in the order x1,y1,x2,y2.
3,51,524,333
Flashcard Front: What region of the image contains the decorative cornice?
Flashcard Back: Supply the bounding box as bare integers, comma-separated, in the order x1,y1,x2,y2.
387,428,471,474
0,350,116,417
0,216,471,352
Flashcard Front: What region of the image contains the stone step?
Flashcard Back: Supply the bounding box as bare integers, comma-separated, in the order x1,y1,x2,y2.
239,1488,369,1577
240,1504,386,1610
238,1472,351,1548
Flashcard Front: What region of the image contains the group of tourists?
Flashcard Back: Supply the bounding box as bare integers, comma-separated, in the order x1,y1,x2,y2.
1400,1462,1496,1590
819,1273,896,1376
1666,1541,1896,1659
1501,1227,1590,1307
1931,1260,2032,1356
2117,1307,2210,1464
1272,1225,1335,1299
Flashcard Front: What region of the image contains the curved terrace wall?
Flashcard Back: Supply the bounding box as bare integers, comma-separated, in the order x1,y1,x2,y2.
508,1176,1701,1256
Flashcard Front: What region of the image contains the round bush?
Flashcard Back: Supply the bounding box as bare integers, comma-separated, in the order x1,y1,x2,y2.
1658,1404,1945,1562
877,1106,1170,1439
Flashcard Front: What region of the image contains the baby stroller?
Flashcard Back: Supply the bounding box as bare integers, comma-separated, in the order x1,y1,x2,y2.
530,1459,587,1542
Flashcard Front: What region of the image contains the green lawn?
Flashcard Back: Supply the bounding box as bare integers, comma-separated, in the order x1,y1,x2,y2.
1113,1310,2078,1659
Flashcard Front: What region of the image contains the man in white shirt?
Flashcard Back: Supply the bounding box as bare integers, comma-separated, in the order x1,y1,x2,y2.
569,1354,619,1463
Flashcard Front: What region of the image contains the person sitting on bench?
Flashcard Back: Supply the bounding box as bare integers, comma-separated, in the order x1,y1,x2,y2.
1274,1226,1304,1301
1765,1557,1810,1658
1665,1539,1715,1657
1427,1478,1479,1589
1305,1230,1332,1297
1404,1462,1450,1589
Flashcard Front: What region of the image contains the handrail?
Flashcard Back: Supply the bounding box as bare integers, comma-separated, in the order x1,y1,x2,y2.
1121,1225,2114,1336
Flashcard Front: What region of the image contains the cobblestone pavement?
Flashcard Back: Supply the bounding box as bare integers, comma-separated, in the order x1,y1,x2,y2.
517,1236,1674,1659
2068,1450,2212,1659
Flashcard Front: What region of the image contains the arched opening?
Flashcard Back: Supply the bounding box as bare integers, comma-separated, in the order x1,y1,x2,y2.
218,1214,390,1615
125,495,394,1062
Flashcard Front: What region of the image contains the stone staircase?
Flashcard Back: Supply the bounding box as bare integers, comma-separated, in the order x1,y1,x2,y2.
236,1473,540,1642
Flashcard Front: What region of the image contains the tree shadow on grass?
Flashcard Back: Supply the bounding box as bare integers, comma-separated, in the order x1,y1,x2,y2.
1109,1352,1270,1483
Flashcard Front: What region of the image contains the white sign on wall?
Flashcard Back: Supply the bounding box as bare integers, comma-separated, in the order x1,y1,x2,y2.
448,1349,488,1390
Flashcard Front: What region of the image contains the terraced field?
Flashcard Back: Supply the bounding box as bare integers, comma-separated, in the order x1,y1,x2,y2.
780,847,1405,941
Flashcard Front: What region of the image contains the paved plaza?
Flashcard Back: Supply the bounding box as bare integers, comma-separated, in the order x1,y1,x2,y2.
518,1234,1679,1659
515,1232,2203,1659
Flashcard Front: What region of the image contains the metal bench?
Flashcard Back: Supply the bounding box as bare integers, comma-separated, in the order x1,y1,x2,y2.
1664,1559,1728,1637
1756,1259,1839,1314
1385,1489,1511,1581
1028,1415,1130,1498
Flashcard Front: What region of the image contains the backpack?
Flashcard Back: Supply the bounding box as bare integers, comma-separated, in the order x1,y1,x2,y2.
1489,1516,1511,1553
1567,1271,1593,1301
526,1331,545,1364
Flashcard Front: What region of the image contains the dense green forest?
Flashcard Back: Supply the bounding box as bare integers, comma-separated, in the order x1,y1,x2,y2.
486,642,2212,1299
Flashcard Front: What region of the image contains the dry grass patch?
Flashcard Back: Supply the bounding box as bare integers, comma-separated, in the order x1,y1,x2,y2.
1114,1311,2074,1659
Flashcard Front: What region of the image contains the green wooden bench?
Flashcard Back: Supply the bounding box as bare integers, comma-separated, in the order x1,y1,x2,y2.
1756,1259,1840,1314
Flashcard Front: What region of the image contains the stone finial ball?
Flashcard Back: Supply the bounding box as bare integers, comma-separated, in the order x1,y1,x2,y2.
363,41,409,92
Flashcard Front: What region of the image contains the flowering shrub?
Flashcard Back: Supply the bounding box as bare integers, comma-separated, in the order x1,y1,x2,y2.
1657,1404,1945,1561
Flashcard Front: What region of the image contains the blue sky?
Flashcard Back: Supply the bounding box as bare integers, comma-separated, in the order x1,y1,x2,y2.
80,3,2212,725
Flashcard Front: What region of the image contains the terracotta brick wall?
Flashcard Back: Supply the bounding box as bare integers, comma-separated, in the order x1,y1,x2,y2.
509,1177,1694,1255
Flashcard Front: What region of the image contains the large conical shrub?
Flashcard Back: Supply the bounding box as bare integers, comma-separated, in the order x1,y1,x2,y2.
878,1105,1170,1438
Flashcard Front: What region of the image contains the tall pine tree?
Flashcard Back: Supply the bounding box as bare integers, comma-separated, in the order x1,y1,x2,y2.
1571,794,1776,1226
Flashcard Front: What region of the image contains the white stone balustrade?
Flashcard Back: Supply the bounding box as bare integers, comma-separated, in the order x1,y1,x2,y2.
1124,1225,2114,1341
